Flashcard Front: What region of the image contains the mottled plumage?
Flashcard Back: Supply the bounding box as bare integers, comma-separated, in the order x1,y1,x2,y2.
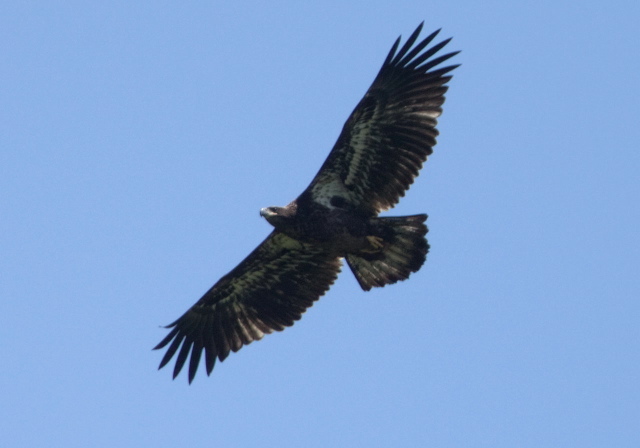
155,23,459,382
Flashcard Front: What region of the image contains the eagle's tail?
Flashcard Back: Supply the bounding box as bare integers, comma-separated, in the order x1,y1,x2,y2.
346,214,429,291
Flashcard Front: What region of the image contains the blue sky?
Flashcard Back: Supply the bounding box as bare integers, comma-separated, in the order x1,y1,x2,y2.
1,1,638,447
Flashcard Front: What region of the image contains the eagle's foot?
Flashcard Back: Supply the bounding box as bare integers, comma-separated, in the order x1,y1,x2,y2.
362,235,385,253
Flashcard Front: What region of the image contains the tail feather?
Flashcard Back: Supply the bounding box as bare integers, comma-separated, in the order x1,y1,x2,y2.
346,214,429,291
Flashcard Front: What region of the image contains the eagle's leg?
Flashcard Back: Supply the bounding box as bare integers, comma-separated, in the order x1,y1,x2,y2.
362,235,385,253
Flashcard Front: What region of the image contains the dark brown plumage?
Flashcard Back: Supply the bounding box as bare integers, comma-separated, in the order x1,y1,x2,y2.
155,23,459,382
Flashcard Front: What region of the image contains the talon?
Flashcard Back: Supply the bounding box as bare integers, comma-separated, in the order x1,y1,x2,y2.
364,235,385,252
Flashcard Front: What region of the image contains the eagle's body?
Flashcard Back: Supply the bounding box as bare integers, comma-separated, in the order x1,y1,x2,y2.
260,201,373,253
155,23,459,382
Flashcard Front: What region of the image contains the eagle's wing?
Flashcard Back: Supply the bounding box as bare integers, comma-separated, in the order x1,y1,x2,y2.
154,231,342,382
303,23,459,216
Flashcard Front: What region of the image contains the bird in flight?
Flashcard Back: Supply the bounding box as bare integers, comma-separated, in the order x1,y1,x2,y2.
155,23,459,382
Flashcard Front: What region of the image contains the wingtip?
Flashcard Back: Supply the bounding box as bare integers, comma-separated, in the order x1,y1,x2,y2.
158,354,172,370
172,365,182,381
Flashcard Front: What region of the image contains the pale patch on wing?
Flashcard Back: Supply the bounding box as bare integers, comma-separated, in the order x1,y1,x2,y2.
231,302,265,340
413,110,442,119
220,233,308,294
343,122,375,188
275,232,308,250
309,174,351,208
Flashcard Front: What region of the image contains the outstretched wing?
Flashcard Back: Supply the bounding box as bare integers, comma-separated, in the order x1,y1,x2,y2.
154,231,342,383
303,23,459,216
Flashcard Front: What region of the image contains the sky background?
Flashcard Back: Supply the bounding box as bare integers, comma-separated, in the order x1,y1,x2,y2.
1,1,638,447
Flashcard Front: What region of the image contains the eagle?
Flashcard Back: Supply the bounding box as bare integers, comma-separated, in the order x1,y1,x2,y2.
154,23,459,382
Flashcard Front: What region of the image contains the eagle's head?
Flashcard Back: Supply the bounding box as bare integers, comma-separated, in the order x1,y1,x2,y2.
260,203,296,229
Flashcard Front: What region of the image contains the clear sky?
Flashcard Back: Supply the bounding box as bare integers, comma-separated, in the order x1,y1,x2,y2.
1,1,638,447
